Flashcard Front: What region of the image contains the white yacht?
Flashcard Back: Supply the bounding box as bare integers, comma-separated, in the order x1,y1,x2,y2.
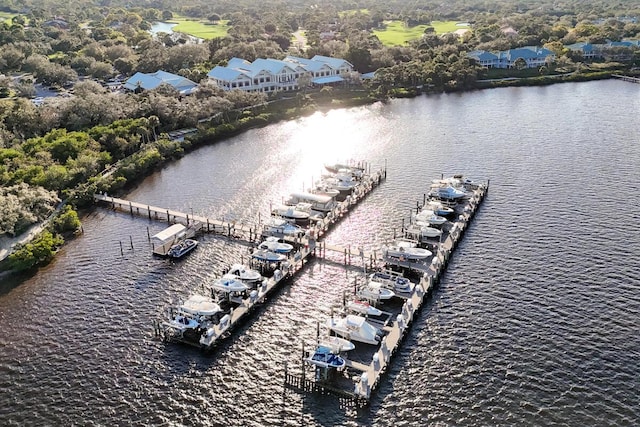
356,281,395,302
327,314,382,345
317,336,356,353
384,240,432,261
258,236,294,254
210,274,249,293
226,263,262,285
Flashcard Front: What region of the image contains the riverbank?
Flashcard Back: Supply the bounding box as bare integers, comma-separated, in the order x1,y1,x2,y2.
0,69,629,276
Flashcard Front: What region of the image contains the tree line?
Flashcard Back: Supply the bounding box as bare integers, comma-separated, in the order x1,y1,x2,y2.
2,0,640,271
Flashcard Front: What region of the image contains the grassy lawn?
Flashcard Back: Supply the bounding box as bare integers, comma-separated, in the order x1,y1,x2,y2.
373,20,469,46
373,21,430,45
169,17,230,39
432,21,469,33
0,11,16,24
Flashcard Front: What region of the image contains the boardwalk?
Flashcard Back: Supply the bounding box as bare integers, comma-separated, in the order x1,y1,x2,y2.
93,193,256,236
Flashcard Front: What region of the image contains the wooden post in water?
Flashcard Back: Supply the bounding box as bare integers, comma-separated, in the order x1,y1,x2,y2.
146,227,150,240
129,235,134,250
166,210,170,224
119,241,123,256
129,201,133,215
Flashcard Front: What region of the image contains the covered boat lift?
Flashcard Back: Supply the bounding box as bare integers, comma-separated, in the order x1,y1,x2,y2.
151,224,187,256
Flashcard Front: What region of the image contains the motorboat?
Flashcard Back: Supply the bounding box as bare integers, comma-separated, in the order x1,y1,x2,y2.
290,202,324,222
356,282,395,302
262,217,305,238
180,294,222,317
251,248,288,262
414,210,447,226
430,185,467,201
384,240,432,261
167,238,198,258
320,175,357,197
347,300,383,317
226,263,262,285
163,294,222,335
404,223,442,240
425,200,455,217
317,336,356,353
324,163,365,178
286,191,336,213
210,274,249,293
165,313,200,333
370,271,414,294
311,183,340,199
271,204,310,225
327,314,382,345
305,346,346,369
258,236,294,254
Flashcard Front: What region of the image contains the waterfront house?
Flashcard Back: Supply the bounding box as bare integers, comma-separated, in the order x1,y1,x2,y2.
468,46,555,69
467,50,500,68
565,40,640,60
208,55,354,93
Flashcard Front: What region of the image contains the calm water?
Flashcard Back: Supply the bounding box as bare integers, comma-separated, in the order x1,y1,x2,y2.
150,22,177,35
1,81,639,426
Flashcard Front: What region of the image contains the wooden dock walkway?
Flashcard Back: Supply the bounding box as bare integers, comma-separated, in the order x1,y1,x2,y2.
612,74,640,84
93,193,258,237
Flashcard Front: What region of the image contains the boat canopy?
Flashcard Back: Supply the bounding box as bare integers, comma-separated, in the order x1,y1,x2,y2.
151,224,186,244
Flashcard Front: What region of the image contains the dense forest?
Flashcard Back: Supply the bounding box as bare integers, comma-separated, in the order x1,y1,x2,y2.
1,0,640,271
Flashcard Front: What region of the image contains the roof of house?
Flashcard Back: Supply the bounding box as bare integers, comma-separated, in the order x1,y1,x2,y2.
312,75,344,84
467,50,498,61
252,58,297,74
207,65,249,80
566,42,595,52
311,55,354,69
499,47,554,61
151,224,187,244
123,71,198,94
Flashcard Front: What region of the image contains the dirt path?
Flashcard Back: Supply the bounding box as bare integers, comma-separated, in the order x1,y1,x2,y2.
292,28,308,52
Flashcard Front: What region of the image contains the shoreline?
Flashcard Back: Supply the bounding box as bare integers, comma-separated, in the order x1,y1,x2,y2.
0,71,626,277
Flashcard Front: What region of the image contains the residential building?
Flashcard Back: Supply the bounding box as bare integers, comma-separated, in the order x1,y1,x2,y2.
123,70,198,95
207,55,354,93
468,46,555,69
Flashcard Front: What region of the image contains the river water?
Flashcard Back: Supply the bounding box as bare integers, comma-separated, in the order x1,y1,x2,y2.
1,80,639,426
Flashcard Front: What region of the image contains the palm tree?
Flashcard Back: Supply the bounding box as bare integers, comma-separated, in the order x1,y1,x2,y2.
148,115,160,142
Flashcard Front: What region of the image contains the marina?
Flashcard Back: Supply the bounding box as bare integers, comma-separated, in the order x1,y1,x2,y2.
284,176,489,403
94,164,487,403
94,164,387,351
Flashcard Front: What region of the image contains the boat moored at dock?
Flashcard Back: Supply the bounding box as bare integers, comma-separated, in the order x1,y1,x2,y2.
327,314,383,346
167,238,198,259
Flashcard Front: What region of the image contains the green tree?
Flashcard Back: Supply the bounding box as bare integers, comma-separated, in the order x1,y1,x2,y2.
9,230,64,271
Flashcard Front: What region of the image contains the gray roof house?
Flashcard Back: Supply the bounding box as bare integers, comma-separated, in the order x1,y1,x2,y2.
123,71,199,95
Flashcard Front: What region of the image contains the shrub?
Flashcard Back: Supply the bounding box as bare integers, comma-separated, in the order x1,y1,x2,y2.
9,230,64,271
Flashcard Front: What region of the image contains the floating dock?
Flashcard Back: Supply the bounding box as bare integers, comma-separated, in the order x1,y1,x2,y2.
284,177,489,405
